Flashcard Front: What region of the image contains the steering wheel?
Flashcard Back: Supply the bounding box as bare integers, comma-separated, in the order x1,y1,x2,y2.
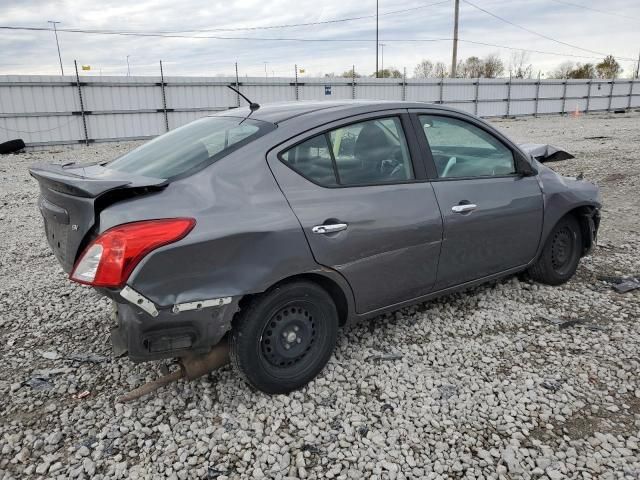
441,156,457,177
380,145,403,176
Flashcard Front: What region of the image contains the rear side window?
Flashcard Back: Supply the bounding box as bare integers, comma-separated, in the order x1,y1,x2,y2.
418,115,515,178
281,117,414,187
108,116,274,179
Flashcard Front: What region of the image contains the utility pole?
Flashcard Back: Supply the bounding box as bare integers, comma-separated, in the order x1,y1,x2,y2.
264,62,268,79
636,51,640,79
380,43,386,76
376,0,379,78
451,0,459,78
126,55,130,76
48,21,64,76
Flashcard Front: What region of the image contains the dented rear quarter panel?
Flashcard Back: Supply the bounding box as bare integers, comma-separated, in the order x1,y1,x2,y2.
97,132,338,308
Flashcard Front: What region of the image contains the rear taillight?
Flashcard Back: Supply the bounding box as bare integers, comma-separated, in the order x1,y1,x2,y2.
70,218,195,288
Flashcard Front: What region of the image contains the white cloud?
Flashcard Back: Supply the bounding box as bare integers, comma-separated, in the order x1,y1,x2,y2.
0,0,638,77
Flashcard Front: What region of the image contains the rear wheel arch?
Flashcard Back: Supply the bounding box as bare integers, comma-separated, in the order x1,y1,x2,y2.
236,272,353,327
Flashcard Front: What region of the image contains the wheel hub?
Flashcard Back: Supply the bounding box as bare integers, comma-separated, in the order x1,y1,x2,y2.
551,228,572,270
261,305,316,367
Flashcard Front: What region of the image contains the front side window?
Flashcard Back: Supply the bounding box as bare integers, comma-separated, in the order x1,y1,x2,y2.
418,115,515,179
281,117,414,186
108,116,273,179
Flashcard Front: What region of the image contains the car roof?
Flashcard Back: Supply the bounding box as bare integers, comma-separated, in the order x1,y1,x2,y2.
214,100,465,124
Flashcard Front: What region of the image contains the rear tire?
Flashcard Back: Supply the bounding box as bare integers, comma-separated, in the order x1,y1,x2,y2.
230,281,338,394
528,215,582,285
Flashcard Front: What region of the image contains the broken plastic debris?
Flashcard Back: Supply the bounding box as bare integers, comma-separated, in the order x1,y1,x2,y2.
25,377,53,390
597,275,640,293
541,380,562,392
613,279,640,294
73,390,91,399
67,353,109,364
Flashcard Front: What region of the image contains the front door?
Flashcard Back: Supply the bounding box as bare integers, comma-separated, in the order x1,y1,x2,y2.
412,112,544,289
267,113,443,313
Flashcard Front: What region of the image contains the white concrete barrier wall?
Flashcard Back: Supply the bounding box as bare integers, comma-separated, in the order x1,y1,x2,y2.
1,75,639,147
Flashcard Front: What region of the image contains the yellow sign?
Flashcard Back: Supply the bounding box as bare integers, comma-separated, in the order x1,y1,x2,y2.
299,68,305,74
81,65,91,71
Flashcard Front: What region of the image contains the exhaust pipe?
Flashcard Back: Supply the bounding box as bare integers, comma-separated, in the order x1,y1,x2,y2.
116,341,230,403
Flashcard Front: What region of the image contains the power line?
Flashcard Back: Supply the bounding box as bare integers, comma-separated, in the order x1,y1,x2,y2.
549,0,639,21
0,26,633,63
461,0,636,61
64,1,452,34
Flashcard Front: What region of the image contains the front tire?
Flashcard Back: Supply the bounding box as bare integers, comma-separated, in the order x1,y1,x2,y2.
230,281,339,394
528,215,582,285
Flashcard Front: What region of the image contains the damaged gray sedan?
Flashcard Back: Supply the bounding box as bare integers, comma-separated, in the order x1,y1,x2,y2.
30,101,601,394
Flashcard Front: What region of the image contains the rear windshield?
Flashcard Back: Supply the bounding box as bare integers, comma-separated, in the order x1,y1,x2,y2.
107,116,274,178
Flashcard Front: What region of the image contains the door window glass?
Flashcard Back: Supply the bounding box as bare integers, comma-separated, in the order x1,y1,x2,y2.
418,115,515,178
281,117,414,186
281,135,337,186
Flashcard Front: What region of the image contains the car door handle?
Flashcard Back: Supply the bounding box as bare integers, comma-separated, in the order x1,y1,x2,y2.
312,223,348,234
451,204,478,213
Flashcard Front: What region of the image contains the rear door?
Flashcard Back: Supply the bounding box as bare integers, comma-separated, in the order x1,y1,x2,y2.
267,111,443,313
410,110,543,289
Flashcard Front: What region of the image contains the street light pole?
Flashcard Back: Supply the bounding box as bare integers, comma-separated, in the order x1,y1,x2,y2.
379,43,386,76
376,0,379,78
48,21,64,76
451,0,459,77
264,62,268,79
126,55,130,76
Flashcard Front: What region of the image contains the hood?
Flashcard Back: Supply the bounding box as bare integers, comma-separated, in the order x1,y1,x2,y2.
519,144,574,163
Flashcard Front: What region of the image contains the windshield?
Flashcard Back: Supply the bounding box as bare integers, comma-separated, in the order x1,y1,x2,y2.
107,116,274,178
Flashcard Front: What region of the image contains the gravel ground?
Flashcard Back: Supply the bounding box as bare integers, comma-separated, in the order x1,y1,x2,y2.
1,112,639,480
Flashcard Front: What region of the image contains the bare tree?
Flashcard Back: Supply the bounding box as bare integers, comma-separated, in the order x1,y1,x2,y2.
549,61,575,79
459,56,484,78
434,62,449,78
596,55,622,79
414,60,434,78
509,51,533,79
482,54,504,78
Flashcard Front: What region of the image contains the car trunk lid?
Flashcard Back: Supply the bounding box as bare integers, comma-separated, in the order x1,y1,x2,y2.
29,163,166,272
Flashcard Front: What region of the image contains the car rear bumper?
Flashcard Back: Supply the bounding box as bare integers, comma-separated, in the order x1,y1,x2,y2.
107,292,240,362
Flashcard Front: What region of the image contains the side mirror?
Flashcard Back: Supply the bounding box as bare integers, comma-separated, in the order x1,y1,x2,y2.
515,153,538,177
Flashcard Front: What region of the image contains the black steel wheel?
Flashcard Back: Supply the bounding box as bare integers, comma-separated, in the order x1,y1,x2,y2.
529,215,582,285
260,303,317,368
230,281,338,394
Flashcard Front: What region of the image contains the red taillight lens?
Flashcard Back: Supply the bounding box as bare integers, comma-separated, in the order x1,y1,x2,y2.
70,218,195,288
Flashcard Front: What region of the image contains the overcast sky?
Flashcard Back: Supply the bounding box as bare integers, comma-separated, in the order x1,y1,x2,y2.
0,0,638,78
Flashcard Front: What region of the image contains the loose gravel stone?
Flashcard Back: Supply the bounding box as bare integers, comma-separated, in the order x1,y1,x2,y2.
1,112,639,478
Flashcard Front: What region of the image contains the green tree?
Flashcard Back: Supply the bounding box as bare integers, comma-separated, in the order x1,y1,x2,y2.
373,68,403,78
568,63,595,79
341,68,361,78
596,55,622,79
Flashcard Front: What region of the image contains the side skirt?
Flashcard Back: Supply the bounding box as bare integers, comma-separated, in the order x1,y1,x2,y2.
353,265,528,323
